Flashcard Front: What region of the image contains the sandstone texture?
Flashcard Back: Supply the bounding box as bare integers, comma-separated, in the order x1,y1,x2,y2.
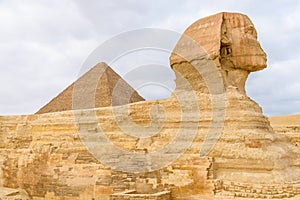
0,12,300,200
0,187,30,200
36,62,144,114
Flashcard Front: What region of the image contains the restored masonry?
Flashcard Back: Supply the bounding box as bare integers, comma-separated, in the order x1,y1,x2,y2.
0,12,299,200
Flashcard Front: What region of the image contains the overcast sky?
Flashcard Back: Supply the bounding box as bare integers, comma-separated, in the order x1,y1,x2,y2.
0,0,299,116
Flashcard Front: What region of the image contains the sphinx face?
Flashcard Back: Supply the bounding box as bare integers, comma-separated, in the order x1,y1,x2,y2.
227,14,267,71
170,12,268,94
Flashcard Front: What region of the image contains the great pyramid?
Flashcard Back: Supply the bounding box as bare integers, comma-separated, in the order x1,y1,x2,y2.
36,62,144,114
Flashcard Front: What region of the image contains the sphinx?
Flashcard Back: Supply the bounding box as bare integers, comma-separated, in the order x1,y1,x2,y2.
170,11,300,188
0,12,299,200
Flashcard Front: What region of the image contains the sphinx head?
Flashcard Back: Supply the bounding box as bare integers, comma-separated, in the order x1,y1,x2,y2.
170,12,267,94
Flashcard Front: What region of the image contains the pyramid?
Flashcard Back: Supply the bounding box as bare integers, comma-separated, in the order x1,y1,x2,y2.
36,62,144,114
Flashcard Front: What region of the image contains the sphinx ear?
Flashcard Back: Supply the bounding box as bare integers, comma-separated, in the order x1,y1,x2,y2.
220,17,234,70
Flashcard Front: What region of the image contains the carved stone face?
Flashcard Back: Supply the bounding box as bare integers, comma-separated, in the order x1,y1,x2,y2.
170,12,267,94
222,13,267,72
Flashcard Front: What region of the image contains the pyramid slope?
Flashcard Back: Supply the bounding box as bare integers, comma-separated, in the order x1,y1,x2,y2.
36,62,144,114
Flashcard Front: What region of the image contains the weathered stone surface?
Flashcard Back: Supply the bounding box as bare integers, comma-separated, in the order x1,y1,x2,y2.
0,100,215,199
170,12,266,95
0,12,299,200
0,187,30,200
110,190,171,200
36,62,144,114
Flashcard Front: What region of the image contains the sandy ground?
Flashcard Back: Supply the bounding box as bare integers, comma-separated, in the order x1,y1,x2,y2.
269,114,300,127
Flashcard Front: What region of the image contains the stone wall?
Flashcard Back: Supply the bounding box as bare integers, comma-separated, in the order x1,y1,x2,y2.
217,181,300,199
110,190,171,200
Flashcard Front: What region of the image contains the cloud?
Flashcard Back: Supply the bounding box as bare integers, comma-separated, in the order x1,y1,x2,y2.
0,0,299,116
0,0,97,114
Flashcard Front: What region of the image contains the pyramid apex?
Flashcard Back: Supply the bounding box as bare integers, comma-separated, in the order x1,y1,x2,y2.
36,63,144,114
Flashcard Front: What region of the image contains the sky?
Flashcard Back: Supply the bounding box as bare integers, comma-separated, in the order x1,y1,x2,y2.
0,0,299,116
